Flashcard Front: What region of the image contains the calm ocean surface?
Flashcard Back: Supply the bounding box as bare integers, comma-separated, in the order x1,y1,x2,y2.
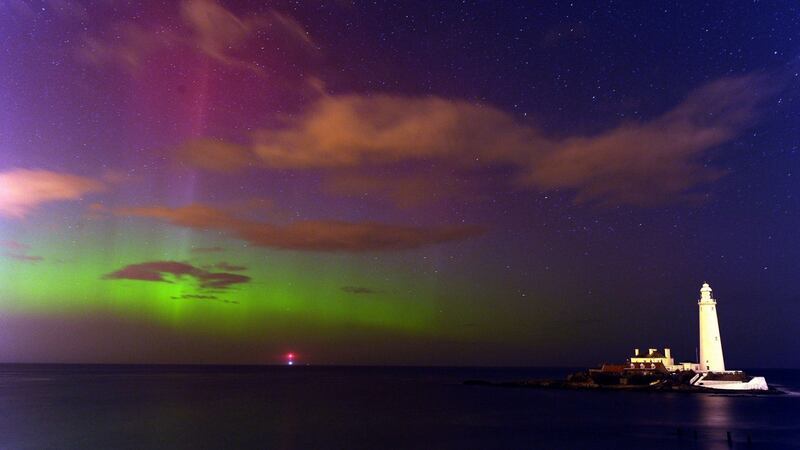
0,365,797,449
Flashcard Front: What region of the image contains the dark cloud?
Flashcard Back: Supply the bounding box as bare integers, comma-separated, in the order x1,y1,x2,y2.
202,262,247,272
117,204,485,252
103,261,250,290
341,286,381,295
179,294,218,300
170,294,239,305
0,240,30,251
5,253,44,263
2,241,43,262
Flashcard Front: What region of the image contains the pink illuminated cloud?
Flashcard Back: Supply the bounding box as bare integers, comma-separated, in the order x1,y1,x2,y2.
176,74,772,206
0,169,104,218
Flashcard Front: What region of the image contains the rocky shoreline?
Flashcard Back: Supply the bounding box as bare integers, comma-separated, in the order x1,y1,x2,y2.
463,378,785,395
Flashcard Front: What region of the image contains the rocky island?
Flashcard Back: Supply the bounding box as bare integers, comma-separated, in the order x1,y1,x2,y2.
467,283,781,394
465,368,784,395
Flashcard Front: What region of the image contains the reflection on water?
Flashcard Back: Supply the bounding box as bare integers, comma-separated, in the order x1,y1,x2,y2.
698,394,735,450
699,394,734,428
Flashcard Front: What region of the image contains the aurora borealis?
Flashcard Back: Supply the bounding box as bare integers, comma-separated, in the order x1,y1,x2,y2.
1,1,799,367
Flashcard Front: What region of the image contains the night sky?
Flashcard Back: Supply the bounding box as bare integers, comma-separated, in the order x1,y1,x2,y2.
1,0,798,367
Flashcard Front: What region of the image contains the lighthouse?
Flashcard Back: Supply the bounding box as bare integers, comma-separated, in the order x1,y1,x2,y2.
698,282,725,372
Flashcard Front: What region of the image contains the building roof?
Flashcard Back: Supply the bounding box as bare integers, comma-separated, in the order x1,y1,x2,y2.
632,350,666,359
598,364,626,373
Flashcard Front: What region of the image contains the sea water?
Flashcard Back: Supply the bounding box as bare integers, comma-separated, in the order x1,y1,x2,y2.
0,365,797,449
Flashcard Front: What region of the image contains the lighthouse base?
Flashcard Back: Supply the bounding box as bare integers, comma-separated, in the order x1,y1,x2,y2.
692,372,769,391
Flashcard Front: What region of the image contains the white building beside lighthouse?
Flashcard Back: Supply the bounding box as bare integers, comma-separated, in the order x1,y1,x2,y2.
698,283,725,372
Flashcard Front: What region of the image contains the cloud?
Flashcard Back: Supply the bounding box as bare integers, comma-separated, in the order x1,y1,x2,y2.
174,94,530,170
181,1,315,65
4,253,44,263
84,202,110,220
341,286,381,295
178,294,219,300
0,169,105,218
116,204,485,252
525,76,769,205
323,170,477,208
177,74,772,206
80,0,314,73
1,240,43,263
170,294,240,304
267,10,315,47
0,240,30,251
249,94,540,169
101,169,138,185
103,261,250,290
179,0,264,71
202,262,247,272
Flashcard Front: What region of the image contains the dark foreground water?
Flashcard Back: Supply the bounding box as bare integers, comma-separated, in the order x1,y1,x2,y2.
0,365,798,449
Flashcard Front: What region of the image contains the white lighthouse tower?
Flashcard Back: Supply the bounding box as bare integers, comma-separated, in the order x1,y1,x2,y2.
698,282,725,372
